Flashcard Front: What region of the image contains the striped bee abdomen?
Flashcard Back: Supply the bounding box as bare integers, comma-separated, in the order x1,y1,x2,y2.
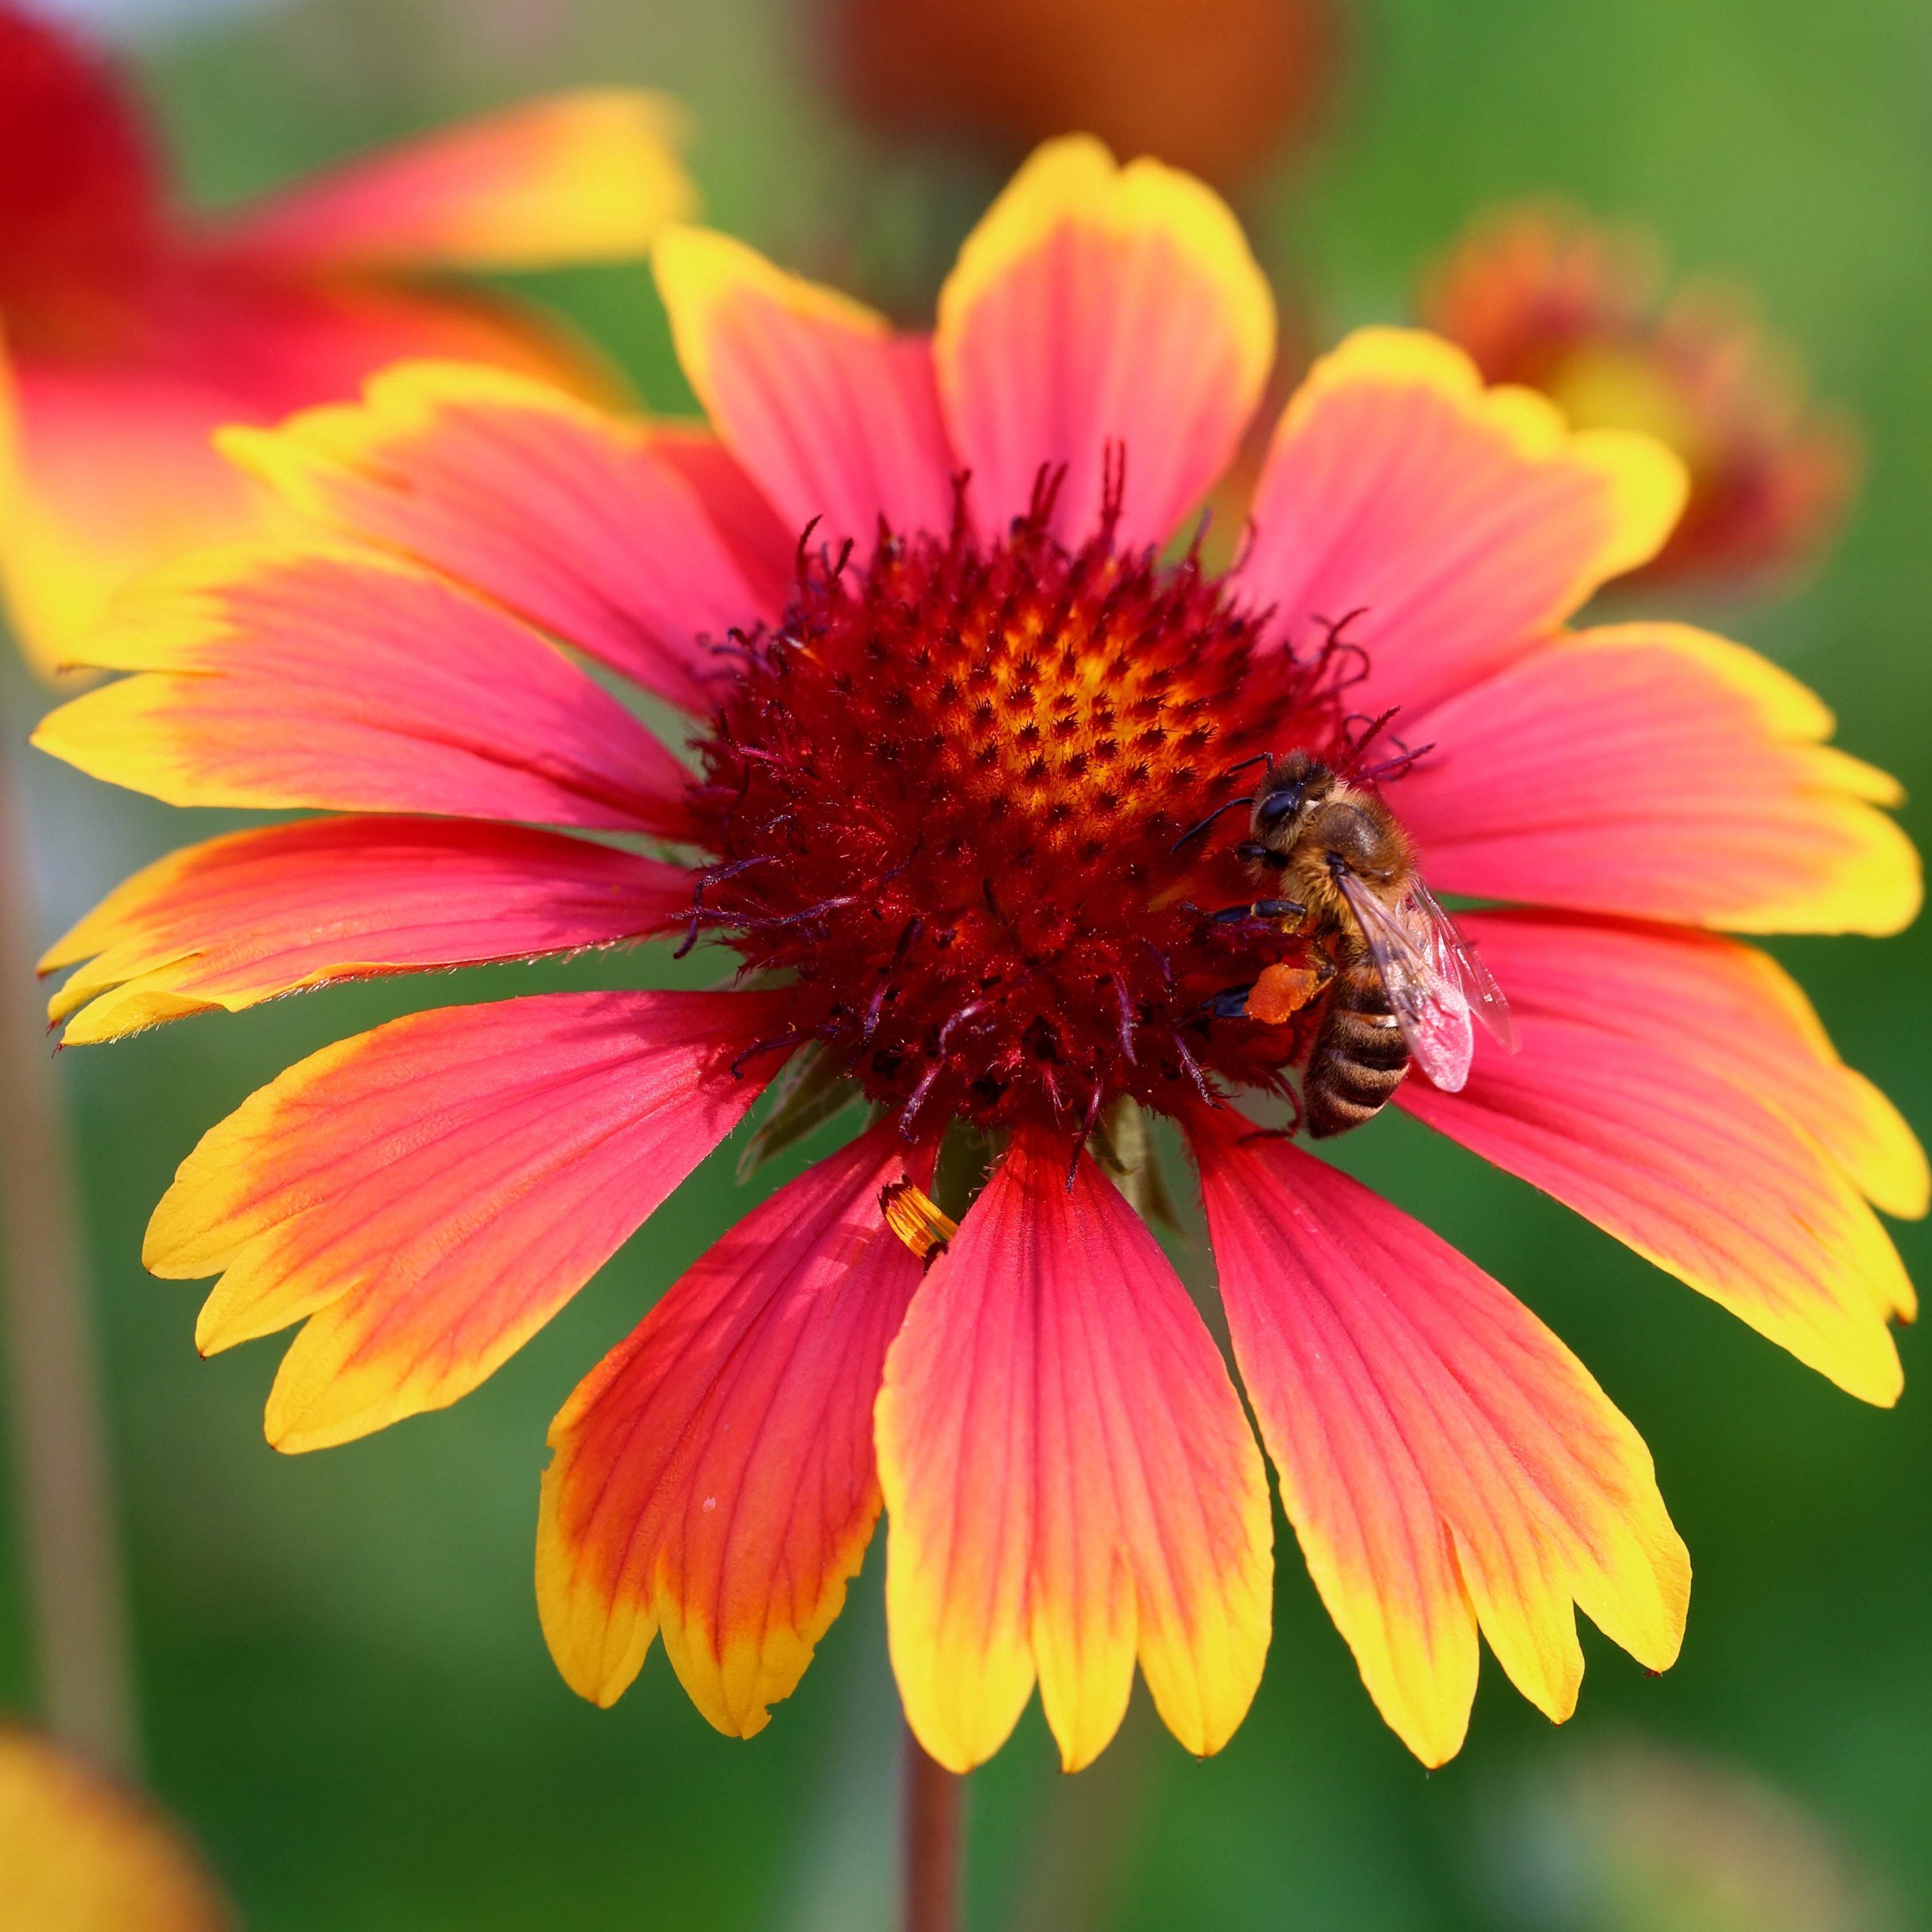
1303,959,1409,1139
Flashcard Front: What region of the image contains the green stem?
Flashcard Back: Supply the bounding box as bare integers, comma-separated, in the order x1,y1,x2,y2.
0,727,138,1769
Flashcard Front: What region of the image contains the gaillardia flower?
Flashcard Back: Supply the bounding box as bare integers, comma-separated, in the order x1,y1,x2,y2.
1419,201,1860,594
34,138,1922,1773
0,2,692,677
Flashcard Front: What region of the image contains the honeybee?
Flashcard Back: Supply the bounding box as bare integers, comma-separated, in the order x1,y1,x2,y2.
1186,749,1516,1136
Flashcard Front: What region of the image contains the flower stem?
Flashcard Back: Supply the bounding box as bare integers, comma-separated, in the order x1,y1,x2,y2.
895,1113,987,1931
901,1720,966,1932
0,726,137,1770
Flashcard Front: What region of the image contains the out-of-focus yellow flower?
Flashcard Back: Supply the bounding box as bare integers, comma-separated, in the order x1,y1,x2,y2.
0,1725,231,1930
1420,202,1859,596
0,3,693,679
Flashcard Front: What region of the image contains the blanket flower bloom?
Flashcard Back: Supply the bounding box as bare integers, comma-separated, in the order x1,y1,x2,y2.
34,137,1923,1773
0,2,692,678
1419,202,1860,593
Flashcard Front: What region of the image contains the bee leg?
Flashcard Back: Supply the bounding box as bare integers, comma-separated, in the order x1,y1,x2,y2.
1205,898,1306,926
1235,840,1290,871
1206,983,1255,1018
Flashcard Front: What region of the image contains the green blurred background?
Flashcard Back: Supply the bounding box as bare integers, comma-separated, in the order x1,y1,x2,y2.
5,0,1931,1925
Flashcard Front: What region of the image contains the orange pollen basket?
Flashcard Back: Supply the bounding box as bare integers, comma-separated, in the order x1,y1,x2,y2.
685,467,1397,1138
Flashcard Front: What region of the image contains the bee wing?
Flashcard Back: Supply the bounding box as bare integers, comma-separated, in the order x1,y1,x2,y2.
1409,878,1518,1052
1332,867,1475,1093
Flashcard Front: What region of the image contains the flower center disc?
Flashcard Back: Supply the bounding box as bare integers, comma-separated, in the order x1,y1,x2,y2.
688,502,1368,1134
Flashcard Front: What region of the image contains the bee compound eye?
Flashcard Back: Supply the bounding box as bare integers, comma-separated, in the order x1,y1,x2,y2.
1255,784,1305,832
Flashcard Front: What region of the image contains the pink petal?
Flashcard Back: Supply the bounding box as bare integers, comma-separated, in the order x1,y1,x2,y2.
934,136,1275,550
32,546,690,835
42,815,690,1044
215,89,693,274
653,226,957,548
1191,1109,1688,1768
1242,330,1686,718
0,268,621,678
1397,986,1912,1405
144,989,789,1450
538,1122,929,1732
220,362,771,712
1454,911,1927,1222
1398,622,1919,936
876,1127,1272,1772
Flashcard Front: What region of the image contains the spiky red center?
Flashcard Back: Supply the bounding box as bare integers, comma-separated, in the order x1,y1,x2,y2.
686,507,1384,1135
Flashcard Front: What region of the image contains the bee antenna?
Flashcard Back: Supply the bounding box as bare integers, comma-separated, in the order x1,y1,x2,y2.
1171,795,1257,852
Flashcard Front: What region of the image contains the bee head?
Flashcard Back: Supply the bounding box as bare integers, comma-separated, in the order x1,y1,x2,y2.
1253,750,1333,838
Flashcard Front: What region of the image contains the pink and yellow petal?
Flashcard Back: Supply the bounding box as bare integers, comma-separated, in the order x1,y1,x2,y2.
41,816,690,1045
1191,1112,1688,1767
1458,912,1927,1226
876,1128,1271,1773
1243,328,1686,718
0,275,617,679
653,226,957,545
219,361,769,711
145,989,786,1451
538,1123,929,1733
1401,623,1919,936
31,544,689,834
1398,1005,1911,1404
218,89,694,274
934,135,1275,550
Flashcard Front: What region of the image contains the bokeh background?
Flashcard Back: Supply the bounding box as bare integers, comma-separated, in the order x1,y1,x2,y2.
5,0,1931,1925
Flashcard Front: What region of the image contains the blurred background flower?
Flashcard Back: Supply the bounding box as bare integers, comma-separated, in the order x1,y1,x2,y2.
1473,1734,1898,1932
1417,203,1860,599
0,2,693,679
0,1722,232,1930
824,0,1338,196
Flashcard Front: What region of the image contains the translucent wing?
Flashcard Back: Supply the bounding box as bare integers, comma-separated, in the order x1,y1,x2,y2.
1409,878,1518,1052
1332,868,1474,1092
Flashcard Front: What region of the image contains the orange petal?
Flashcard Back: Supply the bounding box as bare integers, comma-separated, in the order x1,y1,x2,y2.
538,1123,929,1732
219,361,773,712
653,224,957,546
145,989,787,1451
1459,911,1927,1225
31,544,689,835
1244,327,1686,718
0,276,616,680
1398,992,1912,1405
935,135,1275,549
0,1722,231,1930
1400,623,1919,937
218,90,694,274
1191,1111,1689,1768
876,1127,1272,1772
41,816,690,1045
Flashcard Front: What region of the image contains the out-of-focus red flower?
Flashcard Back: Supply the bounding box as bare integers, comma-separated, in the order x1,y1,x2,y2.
0,3,693,678
1420,203,1859,595
827,0,1336,193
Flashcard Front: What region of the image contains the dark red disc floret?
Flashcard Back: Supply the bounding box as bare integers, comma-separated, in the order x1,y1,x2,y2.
683,492,1376,1137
